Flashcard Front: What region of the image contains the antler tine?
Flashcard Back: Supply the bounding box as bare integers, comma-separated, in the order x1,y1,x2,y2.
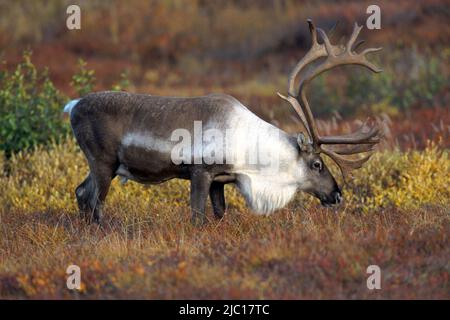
319,118,382,156
321,146,374,178
319,125,380,144
308,19,318,47
361,47,382,55
277,92,310,135
317,28,335,57
326,143,375,155
347,22,363,52
287,20,322,97
286,20,345,97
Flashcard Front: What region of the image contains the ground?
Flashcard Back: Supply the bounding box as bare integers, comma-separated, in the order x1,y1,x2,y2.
0,141,448,298
0,203,448,299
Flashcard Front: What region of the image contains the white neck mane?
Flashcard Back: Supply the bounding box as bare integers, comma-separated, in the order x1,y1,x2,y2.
236,173,298,214
226,102,305,213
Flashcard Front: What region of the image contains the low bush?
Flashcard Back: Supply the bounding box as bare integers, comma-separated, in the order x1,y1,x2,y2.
1,138,447,214
0,138,245,213
347,141,449,211
0,53,98,157
0,52,68,156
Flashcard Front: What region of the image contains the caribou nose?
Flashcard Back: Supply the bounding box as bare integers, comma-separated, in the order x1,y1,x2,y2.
332,191,342,204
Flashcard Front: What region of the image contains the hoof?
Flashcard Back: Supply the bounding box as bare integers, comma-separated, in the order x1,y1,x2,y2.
190,214,206,226
213,210,226,220
79,210,101,225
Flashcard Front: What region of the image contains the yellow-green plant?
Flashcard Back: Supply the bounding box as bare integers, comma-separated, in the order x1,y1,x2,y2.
1,139,448,214
0,138,245,213
347,142,450,211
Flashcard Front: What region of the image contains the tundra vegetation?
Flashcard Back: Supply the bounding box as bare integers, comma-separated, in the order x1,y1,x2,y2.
0,0,449,299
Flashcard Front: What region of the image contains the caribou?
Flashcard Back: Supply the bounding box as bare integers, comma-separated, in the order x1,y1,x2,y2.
64,20,381,224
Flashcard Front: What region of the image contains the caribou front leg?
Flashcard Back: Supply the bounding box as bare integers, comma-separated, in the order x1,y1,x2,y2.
190,170,212,225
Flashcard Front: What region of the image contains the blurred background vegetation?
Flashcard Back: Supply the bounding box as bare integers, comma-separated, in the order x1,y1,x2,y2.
0,0,449,154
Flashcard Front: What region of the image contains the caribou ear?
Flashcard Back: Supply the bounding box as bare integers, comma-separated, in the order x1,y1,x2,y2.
297,133,313,153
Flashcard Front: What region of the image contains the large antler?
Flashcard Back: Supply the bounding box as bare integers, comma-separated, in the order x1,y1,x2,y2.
278,20,382,177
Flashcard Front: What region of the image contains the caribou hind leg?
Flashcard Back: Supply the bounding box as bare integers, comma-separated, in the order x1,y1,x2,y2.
75,162,115,224
190,170,213,225
70,112,117,223
75,173,94,221
209,181,226,219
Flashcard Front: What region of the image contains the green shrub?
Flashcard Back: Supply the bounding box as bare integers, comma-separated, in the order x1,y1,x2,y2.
0,53,101,156
0,51,68,156
345,68,395,114
71,59,96,97
111,71,130,91
308,75,340,117
394,55,448,109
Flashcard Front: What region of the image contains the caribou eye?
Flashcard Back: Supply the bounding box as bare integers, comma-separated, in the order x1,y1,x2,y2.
312,160,322,171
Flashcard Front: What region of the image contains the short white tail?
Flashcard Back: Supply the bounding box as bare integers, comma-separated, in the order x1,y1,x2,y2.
63,99,81,115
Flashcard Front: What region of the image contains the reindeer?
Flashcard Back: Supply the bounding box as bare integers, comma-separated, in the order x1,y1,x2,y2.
64,20,381,224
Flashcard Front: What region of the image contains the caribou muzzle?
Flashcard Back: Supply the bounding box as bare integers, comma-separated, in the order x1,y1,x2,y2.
319,190,342,207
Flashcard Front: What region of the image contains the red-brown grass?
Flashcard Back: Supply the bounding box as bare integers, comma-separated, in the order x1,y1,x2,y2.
0,204,448,299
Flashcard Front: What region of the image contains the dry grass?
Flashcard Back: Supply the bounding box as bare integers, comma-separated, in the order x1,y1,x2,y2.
0,204,448,299
0,137,449,299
